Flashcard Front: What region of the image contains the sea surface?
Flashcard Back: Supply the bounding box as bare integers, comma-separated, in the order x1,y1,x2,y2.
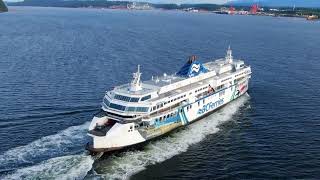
0,7,320,179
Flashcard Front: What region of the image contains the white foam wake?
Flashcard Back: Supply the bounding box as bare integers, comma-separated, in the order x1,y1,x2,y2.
3,154,94,180
0,122,90,171
95,94,250,180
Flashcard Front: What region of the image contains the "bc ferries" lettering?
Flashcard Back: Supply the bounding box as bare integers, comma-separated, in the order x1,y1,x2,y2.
197,98,224,115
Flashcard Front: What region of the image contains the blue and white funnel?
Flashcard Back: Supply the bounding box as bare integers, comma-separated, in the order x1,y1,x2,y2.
177,56,208,78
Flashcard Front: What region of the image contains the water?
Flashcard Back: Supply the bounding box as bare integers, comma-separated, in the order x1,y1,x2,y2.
1,6,320,179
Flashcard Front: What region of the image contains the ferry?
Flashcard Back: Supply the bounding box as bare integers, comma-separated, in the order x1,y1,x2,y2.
307,15,319,20
86,47,252,154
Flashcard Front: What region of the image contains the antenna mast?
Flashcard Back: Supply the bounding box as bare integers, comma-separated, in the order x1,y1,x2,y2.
130,65,142,91
225,46,233,64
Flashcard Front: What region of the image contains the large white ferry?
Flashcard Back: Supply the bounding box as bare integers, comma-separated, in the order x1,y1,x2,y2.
86,47,251,153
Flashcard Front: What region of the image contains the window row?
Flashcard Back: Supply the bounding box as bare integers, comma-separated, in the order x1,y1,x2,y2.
157,112,178,122
141,95,151,101
103,98,149,112
114,94,139,102
195,86,208,93
114,94,151,102
152,94,186,111
234,76,245,83
216,84,225,90
235,71,246,77
126,106,149,112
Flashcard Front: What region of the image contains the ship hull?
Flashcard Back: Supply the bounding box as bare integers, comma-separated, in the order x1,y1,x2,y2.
140,79,249,141
87,79,249,154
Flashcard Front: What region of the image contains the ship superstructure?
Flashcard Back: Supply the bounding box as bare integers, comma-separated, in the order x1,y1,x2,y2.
87,47,251,153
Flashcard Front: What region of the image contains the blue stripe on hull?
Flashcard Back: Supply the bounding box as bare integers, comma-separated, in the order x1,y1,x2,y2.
154,112,182,128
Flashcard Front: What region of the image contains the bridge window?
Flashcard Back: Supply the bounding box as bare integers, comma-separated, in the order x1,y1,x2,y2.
114,94,140,102
108,103,149,112
103,98,110,106
127,107,136,112
114,94,130,102
136,107,149,112
109,103,126,111
130,98,139,102
141,95,151,101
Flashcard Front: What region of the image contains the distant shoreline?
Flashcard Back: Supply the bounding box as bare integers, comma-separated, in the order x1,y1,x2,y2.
6,1,320,21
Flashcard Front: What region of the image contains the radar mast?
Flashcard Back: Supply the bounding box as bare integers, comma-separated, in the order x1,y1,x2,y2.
130,65,142,91
225,45,233,64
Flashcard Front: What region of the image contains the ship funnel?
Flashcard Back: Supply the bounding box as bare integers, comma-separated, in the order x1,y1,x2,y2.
177,56,208,78
225,45,233,64
130,65,142,91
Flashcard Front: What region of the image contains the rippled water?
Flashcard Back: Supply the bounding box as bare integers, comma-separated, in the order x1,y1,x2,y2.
1,6,320,179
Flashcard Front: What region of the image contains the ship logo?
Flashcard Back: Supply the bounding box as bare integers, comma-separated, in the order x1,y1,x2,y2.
191,64,200,73
197,98,224,115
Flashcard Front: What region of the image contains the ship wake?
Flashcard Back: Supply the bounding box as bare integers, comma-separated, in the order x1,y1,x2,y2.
3,154,94,180
0,122,93,179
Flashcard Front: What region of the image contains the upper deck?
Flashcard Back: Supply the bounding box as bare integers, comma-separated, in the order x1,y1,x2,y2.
112,59,247,98
101,47,251,118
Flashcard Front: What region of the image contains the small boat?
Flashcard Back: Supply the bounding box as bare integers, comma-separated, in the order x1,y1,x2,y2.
307,15,319,20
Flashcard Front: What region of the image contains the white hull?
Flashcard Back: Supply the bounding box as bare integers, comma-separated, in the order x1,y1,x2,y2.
88,79,249,152
86,47,252,153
